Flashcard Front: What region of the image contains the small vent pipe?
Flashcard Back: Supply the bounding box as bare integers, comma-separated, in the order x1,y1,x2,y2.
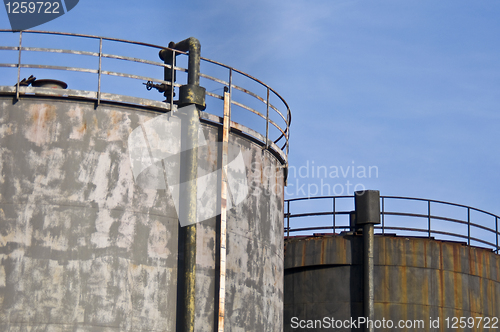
355,190,381,332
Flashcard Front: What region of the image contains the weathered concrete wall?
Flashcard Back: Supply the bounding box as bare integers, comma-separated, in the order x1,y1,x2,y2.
284,235,500,332
0,95,284,331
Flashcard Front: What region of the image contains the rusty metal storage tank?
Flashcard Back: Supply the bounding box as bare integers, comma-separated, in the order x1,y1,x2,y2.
284,194,500,332
0,31,290,331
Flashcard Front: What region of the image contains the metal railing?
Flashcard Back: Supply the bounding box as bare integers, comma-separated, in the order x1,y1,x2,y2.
285,195,500,254
0,30,291,162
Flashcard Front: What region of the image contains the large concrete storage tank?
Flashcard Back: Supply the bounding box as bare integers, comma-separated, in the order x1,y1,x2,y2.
284,194,500,332
0,31,290,331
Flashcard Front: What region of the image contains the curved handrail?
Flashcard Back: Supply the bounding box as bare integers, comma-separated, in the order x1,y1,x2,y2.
0,29,291,161
284,195,500,254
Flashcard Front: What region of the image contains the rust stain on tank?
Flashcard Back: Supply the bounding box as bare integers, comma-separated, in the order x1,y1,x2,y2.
421,266,429,306
453,269,462,311
93,114,98,130
381,265,389,303
341,237,347,264
25,103,57,145
487,275,494,316
496,253,500,282
107,110,123,139
439,242,444,270
400,265,407,305
423,241,427,268
111,109,121,124
438,268,445,308
484,252,490,280
301,241,306,267
401,239,407,266
320,239,325,264
469,249,475,276
470,276,483,314
77,121,87,136
453,245,460,273
411,239,418,267
67,107,89,139
476,250,483,276
31,103,56,125
438,244,445,308
379,302,390,321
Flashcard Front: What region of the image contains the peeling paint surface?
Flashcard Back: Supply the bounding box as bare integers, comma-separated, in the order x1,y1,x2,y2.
0,96,284,331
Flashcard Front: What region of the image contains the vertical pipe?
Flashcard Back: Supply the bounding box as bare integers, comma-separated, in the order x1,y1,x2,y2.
363,223,375,332
163,37,203,332
187,42,200,86
182,104,198,332
218,88,231,332
97,38,102,105
16,31,23,101
355,190,380,332
183,229,196,332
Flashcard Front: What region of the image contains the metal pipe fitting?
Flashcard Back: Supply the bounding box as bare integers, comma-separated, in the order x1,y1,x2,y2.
160,37,206,109
171,37,201,86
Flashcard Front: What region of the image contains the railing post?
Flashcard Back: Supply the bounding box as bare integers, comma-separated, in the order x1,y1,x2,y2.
97,38,102,105
332,197,336,233
16,31,23,101
467,208,471,246
349,211,356,232
496,217,498,253
265,88,270,150
170,49,176,112
427,201,431,238
287,200,290,239
228,69,232,106
381,197,385,234
286,111,290,159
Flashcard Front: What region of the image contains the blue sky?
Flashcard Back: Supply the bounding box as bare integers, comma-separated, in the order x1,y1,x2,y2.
1,1,500,222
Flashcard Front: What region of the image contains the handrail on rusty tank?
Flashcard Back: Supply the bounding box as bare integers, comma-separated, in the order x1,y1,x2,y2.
0,29,291,164
285,195,500,254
